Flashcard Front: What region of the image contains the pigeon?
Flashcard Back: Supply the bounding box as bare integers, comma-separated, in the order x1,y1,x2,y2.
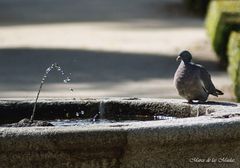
174,50,223,103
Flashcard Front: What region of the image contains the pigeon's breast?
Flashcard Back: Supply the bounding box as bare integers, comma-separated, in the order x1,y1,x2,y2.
174,63,206,100
174,67,199,89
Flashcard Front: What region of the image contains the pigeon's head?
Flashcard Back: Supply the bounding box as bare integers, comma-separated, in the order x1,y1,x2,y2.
177,50,192,63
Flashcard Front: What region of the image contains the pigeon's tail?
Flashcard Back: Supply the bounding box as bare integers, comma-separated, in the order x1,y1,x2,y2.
212,89,224,97
216,89,224,95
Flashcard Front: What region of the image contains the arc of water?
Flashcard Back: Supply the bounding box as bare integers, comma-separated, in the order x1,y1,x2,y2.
30,63,73,122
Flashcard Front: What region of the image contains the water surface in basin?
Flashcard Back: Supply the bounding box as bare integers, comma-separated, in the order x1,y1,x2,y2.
49,115,176,126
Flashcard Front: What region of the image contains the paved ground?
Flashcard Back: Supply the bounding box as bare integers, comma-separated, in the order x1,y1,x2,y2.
0,0,235,101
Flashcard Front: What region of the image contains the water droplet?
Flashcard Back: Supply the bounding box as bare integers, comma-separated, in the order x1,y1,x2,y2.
81,110,85,115
46,67,51,73
63,77,71,83
70,88,74,92
92,113,99,122
76,112,80,117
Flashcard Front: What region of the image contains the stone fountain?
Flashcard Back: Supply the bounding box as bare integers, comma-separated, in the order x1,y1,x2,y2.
0,98,240,168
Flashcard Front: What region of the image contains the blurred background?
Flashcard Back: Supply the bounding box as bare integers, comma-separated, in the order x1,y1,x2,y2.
0,0,238,101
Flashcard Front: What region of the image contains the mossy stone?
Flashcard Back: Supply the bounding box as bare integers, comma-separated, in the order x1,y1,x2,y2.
206,1,240,66
228,32,240,102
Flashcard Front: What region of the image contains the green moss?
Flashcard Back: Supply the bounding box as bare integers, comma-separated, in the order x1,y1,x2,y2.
205,1,240,66
228,32,240,102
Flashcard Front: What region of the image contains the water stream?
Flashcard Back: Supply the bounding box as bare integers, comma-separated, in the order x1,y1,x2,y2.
30,63,74,122
29,63,106,124
17,63,177,127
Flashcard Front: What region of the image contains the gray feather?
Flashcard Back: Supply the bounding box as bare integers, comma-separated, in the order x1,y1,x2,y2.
174,51,223,103
199,66,222,97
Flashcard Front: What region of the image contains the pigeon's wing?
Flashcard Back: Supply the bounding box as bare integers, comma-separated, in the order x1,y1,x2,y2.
198,65,219,96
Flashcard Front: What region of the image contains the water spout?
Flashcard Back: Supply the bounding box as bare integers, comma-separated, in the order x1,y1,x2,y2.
99,100,106,118
91,100,106,122
30,63,73,122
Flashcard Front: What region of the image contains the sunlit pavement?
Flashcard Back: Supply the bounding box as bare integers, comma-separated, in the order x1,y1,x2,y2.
0,0,234,100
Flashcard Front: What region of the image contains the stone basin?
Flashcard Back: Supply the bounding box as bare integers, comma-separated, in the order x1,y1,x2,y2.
0,98,240,168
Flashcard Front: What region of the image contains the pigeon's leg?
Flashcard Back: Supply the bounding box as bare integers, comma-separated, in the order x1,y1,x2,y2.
188,100,193,104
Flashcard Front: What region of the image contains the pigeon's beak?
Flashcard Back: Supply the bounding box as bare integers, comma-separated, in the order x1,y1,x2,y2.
176,56,181,61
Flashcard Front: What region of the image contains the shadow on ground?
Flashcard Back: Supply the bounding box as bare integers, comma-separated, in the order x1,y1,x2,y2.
0,48,221,87
0,0,202,27
186,101,238,107
206,101,238,107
